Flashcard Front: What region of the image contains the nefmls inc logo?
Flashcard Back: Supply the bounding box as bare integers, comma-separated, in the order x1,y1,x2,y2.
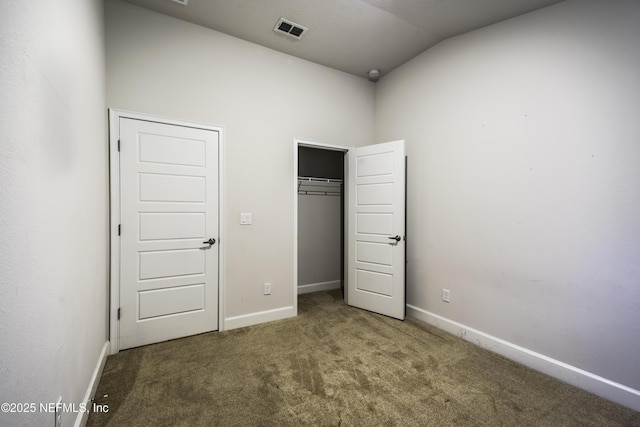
42,402,88,413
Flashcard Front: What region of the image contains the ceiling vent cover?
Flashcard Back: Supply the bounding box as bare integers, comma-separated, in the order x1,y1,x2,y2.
274,18,308,40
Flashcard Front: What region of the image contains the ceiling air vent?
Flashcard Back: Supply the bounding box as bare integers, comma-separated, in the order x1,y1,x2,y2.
274,18,308,40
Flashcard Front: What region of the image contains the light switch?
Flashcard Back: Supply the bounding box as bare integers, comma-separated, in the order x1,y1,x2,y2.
240,213,252,225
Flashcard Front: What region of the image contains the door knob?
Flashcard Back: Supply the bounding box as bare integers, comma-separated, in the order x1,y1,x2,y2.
203,238,216,245
388,235,401,242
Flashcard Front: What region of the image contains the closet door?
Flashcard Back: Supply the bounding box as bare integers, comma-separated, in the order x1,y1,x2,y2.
347,140,405,320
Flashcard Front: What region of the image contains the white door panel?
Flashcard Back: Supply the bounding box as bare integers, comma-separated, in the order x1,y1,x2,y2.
356,183,394,205
356,213,394,235
138,284,205,320
348,140,405,320
138,133,206,167
119,118,219,349
138,249,205,280
356,270,393,296
356,241,393,266
356,151,395,176
139,213,205,241
139,173,206,203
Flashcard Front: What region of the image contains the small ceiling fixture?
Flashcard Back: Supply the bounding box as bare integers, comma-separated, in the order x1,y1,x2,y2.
170,0,188,5
274,18,308,40
368,68,381,82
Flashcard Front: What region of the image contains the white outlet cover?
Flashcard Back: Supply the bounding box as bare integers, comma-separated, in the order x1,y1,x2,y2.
240,213,252,225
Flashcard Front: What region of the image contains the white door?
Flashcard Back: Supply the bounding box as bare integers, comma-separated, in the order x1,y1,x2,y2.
119,118,219,349
347,140,405,320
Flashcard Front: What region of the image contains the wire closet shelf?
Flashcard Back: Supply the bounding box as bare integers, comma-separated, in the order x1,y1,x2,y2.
297,176,343,196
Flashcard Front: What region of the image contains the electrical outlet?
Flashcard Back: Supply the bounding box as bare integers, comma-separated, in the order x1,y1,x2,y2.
264,283,271,295
55,396,62,427
442,289,450,303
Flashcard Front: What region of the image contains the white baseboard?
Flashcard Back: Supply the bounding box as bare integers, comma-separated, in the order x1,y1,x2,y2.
224,305,295,331
297,280,341,295
74,341,109,427
407,305,640,412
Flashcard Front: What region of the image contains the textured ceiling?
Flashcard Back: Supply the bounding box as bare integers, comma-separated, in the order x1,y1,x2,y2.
123,0,565,79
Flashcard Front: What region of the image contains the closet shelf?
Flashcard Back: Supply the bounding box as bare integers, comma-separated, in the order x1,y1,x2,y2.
298,176,342,196
298,176,343,183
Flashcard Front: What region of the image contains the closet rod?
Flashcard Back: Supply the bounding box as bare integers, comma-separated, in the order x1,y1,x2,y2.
297,190,341,196
298,176,343,184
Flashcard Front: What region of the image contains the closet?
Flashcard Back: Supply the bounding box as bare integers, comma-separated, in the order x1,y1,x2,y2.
297,146,345,295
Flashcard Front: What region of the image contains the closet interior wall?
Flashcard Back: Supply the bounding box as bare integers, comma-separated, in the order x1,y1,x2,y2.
297,147,344,295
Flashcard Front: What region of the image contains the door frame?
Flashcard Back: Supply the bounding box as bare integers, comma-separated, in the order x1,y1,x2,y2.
293,138,352,314
108,109,225,354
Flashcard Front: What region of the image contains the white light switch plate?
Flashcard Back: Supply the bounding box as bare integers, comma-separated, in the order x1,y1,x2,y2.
240,213,252,225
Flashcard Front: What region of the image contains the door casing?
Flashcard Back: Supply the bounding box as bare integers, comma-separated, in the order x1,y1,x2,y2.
108,109,225,354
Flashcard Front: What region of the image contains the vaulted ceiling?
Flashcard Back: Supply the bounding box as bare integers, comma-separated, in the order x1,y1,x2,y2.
123,0,565,79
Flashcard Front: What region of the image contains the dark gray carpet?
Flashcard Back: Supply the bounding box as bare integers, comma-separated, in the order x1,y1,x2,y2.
88,290,639,426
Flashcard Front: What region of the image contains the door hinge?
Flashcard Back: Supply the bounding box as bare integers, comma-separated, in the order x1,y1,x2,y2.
117,139,121,151
117,308,121,320
118,224,121,236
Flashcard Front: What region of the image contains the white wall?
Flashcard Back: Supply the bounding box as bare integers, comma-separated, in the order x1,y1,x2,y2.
105,0,374,324
375,0,640,404
298,194,342,289
0,0,108,426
